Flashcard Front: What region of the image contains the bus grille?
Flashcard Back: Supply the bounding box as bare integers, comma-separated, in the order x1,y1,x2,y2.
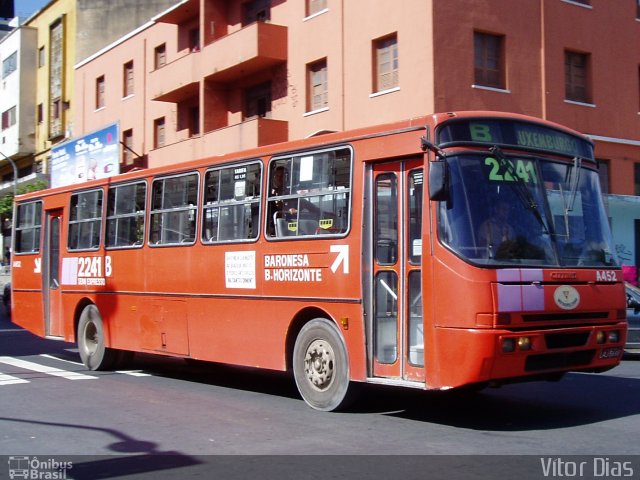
545,332,590,349
525,350,595,372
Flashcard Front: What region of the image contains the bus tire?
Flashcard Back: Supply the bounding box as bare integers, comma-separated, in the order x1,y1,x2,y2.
77,304,118,371
293,318,354,411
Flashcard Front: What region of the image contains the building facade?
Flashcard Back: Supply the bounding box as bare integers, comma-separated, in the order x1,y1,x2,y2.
72,0,640,269
0,0,635,271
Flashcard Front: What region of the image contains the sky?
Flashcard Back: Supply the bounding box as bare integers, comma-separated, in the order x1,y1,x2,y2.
14,0,50,19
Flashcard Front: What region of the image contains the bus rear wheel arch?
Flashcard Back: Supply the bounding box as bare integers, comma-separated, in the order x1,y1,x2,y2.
77,304,119,371
292,317,357,411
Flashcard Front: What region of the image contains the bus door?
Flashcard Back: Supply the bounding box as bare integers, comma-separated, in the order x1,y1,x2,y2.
368,159,425,382
43,209,63,337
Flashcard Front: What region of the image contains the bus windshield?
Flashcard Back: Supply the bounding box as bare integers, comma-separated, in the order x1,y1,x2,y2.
437,152,618,268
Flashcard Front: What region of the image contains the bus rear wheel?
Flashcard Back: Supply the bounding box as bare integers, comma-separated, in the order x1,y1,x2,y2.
293,318,354,411
77,304,118,371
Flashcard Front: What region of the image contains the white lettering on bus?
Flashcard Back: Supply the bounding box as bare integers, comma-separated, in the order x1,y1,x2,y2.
264,268,323,282
264,254,310,268
60,256,112,286
596,270,617,282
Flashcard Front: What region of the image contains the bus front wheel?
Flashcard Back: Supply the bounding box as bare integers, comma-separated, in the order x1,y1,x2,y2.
77,304,118,371
293,318,355,411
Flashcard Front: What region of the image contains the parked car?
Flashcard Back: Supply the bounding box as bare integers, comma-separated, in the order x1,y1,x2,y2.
2,282,9,317
625,282,640,353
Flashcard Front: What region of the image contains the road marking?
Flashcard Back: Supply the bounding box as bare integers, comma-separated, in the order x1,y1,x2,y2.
0,372,29,385
0,356,98,380
40,354,152,376
116,370,152,377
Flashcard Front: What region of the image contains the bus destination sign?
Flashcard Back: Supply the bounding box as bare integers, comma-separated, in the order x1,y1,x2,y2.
437,118,594,159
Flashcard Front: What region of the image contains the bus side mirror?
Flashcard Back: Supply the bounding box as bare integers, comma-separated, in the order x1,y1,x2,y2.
428,160,449,201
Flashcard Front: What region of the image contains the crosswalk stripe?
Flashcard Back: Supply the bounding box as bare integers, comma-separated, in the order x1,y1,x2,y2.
0,356,98,380
116,370,152,377
0,372,29,385
38,354,152,377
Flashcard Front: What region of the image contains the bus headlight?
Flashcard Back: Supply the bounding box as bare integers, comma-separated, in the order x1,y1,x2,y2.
608,330,620,343
518,336,532,351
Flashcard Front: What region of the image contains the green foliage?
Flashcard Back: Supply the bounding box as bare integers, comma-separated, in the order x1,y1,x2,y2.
0,180,48,218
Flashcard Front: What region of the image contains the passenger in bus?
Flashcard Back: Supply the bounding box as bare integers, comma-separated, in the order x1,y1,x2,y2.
478,200,515,257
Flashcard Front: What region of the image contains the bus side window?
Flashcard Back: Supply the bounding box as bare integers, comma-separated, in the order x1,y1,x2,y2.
202,161,262,243
69,189,103,251
149,173,198,246
267,147,351,239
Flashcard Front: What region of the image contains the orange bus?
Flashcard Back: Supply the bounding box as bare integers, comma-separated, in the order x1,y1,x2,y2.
10,111,627,410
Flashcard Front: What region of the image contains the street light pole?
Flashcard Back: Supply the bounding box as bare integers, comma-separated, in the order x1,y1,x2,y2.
0,149,18,198
0,149,18,269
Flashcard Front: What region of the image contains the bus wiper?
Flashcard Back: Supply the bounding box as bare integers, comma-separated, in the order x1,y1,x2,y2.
565,156,582,213
489,145,550,235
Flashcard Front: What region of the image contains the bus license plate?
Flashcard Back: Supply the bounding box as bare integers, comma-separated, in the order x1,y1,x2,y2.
599,347,622,359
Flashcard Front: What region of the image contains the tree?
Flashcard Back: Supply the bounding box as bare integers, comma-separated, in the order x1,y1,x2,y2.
0,180,48,231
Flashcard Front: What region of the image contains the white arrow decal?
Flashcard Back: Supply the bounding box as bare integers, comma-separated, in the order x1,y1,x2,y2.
330,245,349,274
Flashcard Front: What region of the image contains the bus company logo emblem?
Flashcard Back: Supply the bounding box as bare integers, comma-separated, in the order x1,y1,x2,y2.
554,285,580,310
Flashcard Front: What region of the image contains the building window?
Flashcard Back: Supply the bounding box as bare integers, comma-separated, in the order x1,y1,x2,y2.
189,28,200,52
2,51,17,78
242,0,270,26
123,61,134,97
635,164,640,196
474,32,504,89
373,34,398,93
154,43,166,69
51,99,61,123
38,47,45,68
565,50,591,103
1,106,16,130
306,0,327,16
307,59,328,111
244,82,272,119
96,75,105,109
37,103,43,123
597,159,610,195
122,129,133,165
154,117,166,148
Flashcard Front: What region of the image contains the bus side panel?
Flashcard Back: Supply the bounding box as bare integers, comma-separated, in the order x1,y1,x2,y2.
11,255,45,336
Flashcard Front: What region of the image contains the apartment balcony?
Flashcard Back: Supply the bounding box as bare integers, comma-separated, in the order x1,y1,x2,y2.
150,53,200,103
148,117,288,168
202,22,287,83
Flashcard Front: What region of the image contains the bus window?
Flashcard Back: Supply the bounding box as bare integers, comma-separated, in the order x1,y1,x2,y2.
106,181,146,248
149,173,198,246
202,162,261,242
267,147,351,238
15,201,42,254
375,173,398,264
374,270,398,364
68,190,103,251
407,170,423,264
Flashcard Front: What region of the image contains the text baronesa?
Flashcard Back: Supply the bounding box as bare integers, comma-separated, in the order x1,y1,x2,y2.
264,254,323,282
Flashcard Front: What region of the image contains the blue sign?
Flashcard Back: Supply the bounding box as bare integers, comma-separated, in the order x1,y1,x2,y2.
51,123,120,188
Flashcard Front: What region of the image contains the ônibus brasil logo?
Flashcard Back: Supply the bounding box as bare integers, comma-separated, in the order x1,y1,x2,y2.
7,456,72,479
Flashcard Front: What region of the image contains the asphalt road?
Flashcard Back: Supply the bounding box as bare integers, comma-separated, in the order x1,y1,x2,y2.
1,307,639,479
